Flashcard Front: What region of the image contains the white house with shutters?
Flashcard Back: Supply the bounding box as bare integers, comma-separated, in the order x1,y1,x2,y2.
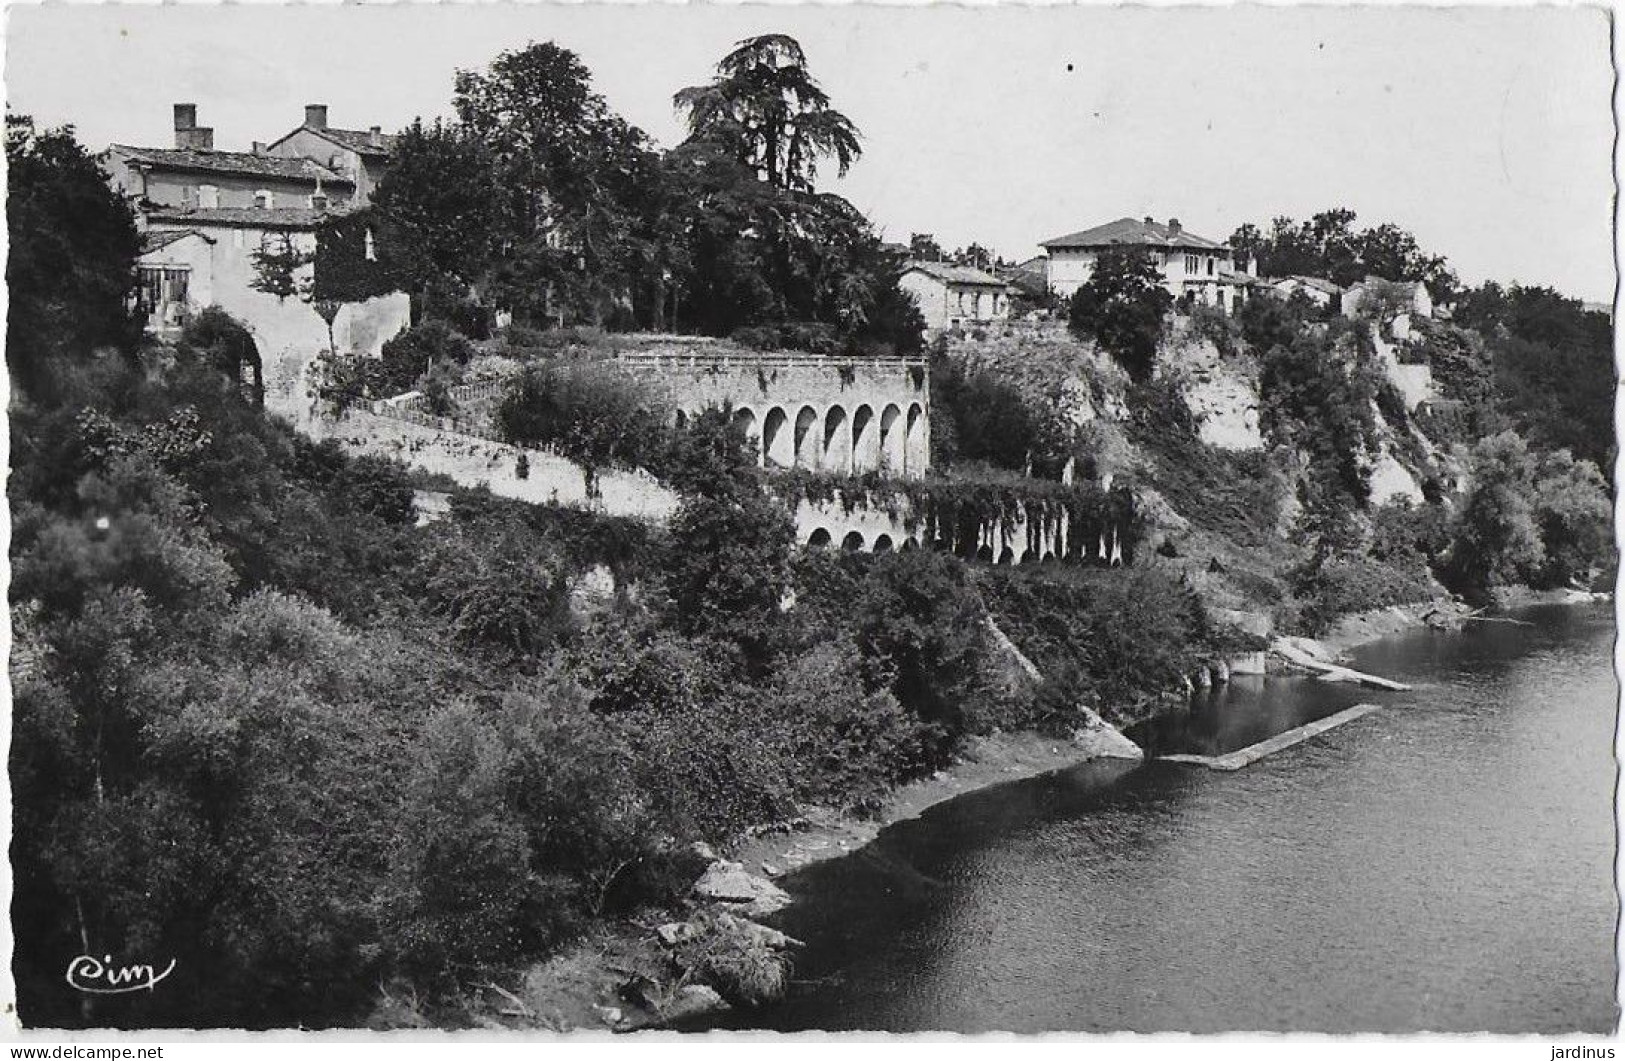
899,260,1015,332
1039,216,1254,312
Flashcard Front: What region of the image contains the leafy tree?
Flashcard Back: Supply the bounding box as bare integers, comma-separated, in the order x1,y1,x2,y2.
495,359,669,496
929,346,1041,472
1066,246,1173,381
909,232,944,261
1258,322,1382,514
1454,283,1615,471
369,118,501,304
1445,430,1547,592
454,42,660,327
415,517,574,660
675,34,861,192
663,484,796,663
1230,209,1455,299
1436,431,1609,595
376,320,476,397
176,307,263,406
1530,449,1612,588
6,115,142,400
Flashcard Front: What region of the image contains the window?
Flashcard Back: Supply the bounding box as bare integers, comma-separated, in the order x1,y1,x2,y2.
135,266,190,325
253,189,273,209
1184,253,1199,274
1207,257,1215,277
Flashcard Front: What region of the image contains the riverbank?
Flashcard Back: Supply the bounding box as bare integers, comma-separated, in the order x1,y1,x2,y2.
415,728,1142,1033
729,728,1134,881
435,589,1609,1033
1311,587,1609,658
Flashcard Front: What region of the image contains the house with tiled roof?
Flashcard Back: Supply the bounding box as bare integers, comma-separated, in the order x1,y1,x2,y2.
266,105,398,203
106,106,352,216
109,103,408,358
1039,216,1252,312
1269,274,1344,309
899,260,1016,332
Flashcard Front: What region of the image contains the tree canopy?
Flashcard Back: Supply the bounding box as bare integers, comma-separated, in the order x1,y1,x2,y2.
1066,246,1173,381
1229,209,1456,301
674,34,861,192
6,114,143,400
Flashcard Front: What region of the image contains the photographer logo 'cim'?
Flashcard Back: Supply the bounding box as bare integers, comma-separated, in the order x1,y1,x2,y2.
65,954,176,994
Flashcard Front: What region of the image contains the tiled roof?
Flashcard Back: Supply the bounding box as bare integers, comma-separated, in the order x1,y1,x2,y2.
905,260,1010,288
110,144,352,185
308,126,400,158
1278,274,1342,295
1041,217,1228,252
1219,270,1260,287
146,205,353,230
140,228,213,253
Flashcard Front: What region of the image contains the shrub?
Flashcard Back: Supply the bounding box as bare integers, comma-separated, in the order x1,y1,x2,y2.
378,321,476,397
1067,246,1174,381
976,565,1215,726
1187,302,1240,358
414,518,574,660
672,910,791,1007
1288,550,1436,634
415,276,492,340
792,548,1001,740
495,360,669,495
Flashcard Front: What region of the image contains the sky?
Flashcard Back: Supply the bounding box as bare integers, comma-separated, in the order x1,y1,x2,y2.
6,3,1616,302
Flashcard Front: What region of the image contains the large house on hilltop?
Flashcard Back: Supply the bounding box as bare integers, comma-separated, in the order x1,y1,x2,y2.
106,103,408,360
899,260,1015,332
1039,216,1256,312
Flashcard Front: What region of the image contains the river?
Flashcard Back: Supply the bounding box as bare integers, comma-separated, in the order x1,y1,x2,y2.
713,603,1619,1033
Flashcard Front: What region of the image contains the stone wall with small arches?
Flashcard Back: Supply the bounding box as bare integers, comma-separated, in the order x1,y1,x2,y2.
620,348,930,479
790,495,1135,567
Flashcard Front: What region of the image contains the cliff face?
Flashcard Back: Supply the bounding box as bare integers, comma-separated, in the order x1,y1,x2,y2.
939,313,1458,630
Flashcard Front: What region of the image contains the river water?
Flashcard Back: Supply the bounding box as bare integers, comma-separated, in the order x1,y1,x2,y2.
717,603,1619,1033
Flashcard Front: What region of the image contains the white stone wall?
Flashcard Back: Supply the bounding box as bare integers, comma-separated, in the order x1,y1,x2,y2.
622,350,932,479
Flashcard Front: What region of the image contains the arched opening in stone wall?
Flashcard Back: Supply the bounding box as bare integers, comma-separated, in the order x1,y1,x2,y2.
899,537,918,552
763,406,793,468
879,404,904,474
807,528,832,549
851,404,877,472
873,534,894,554
841,530,865,552
674,409,689,430
732,406,761,465
975,544,995,562
822,406,851,474
998,547,1016,565
794,406,820,468
905,403,927,476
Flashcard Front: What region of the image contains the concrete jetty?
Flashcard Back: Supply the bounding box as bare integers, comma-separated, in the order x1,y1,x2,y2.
1160,702,1383,771
1271,638,1412,691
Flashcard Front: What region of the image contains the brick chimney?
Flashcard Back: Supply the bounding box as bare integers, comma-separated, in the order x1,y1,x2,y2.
173,103,214,150
1168,218,1182,235
250,140,267,156
1143,215,1155,227
305,104,328,130
369,125,382,148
